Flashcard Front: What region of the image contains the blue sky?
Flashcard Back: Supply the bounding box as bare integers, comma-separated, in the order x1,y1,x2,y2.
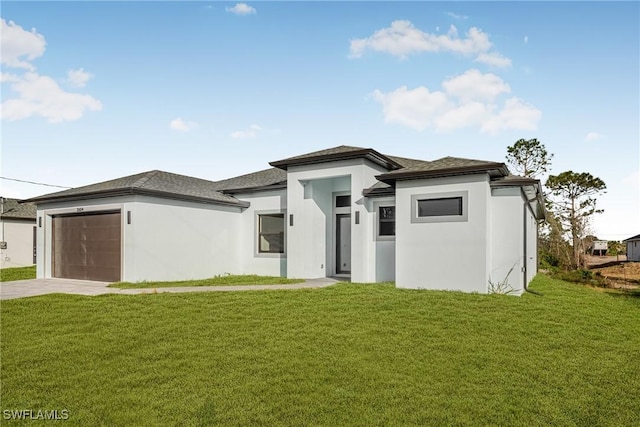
1,1,638,240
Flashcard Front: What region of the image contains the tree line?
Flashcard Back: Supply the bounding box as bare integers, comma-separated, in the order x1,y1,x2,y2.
505,138,608,270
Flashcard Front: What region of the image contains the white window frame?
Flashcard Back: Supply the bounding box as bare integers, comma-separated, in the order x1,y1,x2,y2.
255,210,286,258
411,191,468,223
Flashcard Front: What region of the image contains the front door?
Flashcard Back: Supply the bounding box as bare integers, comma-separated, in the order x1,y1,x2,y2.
336,214,351,274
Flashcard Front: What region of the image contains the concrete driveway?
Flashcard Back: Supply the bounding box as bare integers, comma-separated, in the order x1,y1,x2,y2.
0,278,338,300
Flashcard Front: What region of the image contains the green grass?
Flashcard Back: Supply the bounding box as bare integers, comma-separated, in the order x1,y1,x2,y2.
2,275,639,425
109,274,304,289
0,265,36,282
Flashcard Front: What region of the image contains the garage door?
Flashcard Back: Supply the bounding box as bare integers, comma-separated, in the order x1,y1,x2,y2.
52,211,121,282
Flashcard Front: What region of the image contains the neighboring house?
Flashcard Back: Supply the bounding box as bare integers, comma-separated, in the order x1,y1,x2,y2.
25,146,545,294
1,198,37,268
623,234,640,262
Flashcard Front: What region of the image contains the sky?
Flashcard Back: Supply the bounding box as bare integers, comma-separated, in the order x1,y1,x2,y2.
1,1,638,241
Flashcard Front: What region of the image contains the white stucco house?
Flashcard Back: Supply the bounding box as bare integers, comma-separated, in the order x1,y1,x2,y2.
25,146,545,294
623,234,640,262
1,198,37,268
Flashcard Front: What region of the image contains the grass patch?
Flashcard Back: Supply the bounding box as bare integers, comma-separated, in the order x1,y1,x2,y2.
0,265,36,282
2,275,639,425
109,274,304,289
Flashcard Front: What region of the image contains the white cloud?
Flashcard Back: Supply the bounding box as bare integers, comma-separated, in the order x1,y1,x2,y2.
585,131,606,141
0,19,46,70
474,52,512,68
442,69,510,102
371,69,541,134
231,124,262,139
349,20,510,67
226,3,256,15
1,72,102,123
170,118,198,132
1,73,20,83
67,68,93,88
372,87,449,131
0,19,101,124
446,12,469,20
480,97,542,134
524,35,529,44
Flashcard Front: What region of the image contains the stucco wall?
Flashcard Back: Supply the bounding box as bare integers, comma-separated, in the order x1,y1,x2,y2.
395,174,490,292
285,159,387,281
490,187,525,294
35,195,243,282
124,197,242,282
371,197,396,282
235,190,287,277
0,219,35,268
525,203,538,286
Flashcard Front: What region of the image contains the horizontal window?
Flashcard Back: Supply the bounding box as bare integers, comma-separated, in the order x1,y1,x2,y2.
258,213,284,254
417,197,462,217
335,195,351,208
411,191,468,223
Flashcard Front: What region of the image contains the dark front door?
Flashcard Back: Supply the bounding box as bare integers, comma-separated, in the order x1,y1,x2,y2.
336,214,351,274
52,211,121,282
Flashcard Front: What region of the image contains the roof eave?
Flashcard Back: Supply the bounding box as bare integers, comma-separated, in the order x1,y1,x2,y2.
23,188,249,209
376,164,509,183
270,149,403,171
362,188,395,198
220,183,288,195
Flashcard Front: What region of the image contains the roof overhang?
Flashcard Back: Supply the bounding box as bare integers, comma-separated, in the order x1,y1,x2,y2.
376,163,509,183
22,188,250,208
220,183,288,195
491,177,546,220
270,148,403,171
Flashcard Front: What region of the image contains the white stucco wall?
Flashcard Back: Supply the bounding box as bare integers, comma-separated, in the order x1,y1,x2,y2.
0,219,36,268
525,203,538,286
35,195,244,282
395,174,491,292
490,187,525,294
285,159,387,282
123,197,242,282
371,197,396,282
234,190,287,277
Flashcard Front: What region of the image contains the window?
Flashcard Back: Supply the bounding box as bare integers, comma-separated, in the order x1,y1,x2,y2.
335,195,351,207
258,213,284,253
379,206,395,236
411,191,468,223
417,197,462,217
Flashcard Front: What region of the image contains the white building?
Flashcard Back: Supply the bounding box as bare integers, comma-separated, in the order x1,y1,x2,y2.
1,198,37,268
26,146,545,294
623,234,640,262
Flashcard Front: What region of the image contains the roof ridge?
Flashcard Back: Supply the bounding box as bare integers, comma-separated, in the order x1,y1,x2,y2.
132,170,162,189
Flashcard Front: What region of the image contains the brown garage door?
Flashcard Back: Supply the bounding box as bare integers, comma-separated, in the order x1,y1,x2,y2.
53,211,121,282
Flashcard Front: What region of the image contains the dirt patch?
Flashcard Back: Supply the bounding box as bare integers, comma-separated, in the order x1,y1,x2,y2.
592,262,640,290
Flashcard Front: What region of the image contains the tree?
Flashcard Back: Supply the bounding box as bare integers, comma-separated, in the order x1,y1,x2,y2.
506,138,553,178
546,171,606,268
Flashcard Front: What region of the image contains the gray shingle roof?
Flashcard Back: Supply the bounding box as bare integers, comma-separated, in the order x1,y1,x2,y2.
623,234,640,242
377,156,509,182
212,168,287,193
270,145,403,171
24,170,248,207
0,198,36,220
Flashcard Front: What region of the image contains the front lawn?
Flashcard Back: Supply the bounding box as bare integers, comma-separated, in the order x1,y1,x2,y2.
0,266,36,282
109,274,304,289
1,275,639,425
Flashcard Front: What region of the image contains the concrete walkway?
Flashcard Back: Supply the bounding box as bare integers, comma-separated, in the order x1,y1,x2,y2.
0,277,339,301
